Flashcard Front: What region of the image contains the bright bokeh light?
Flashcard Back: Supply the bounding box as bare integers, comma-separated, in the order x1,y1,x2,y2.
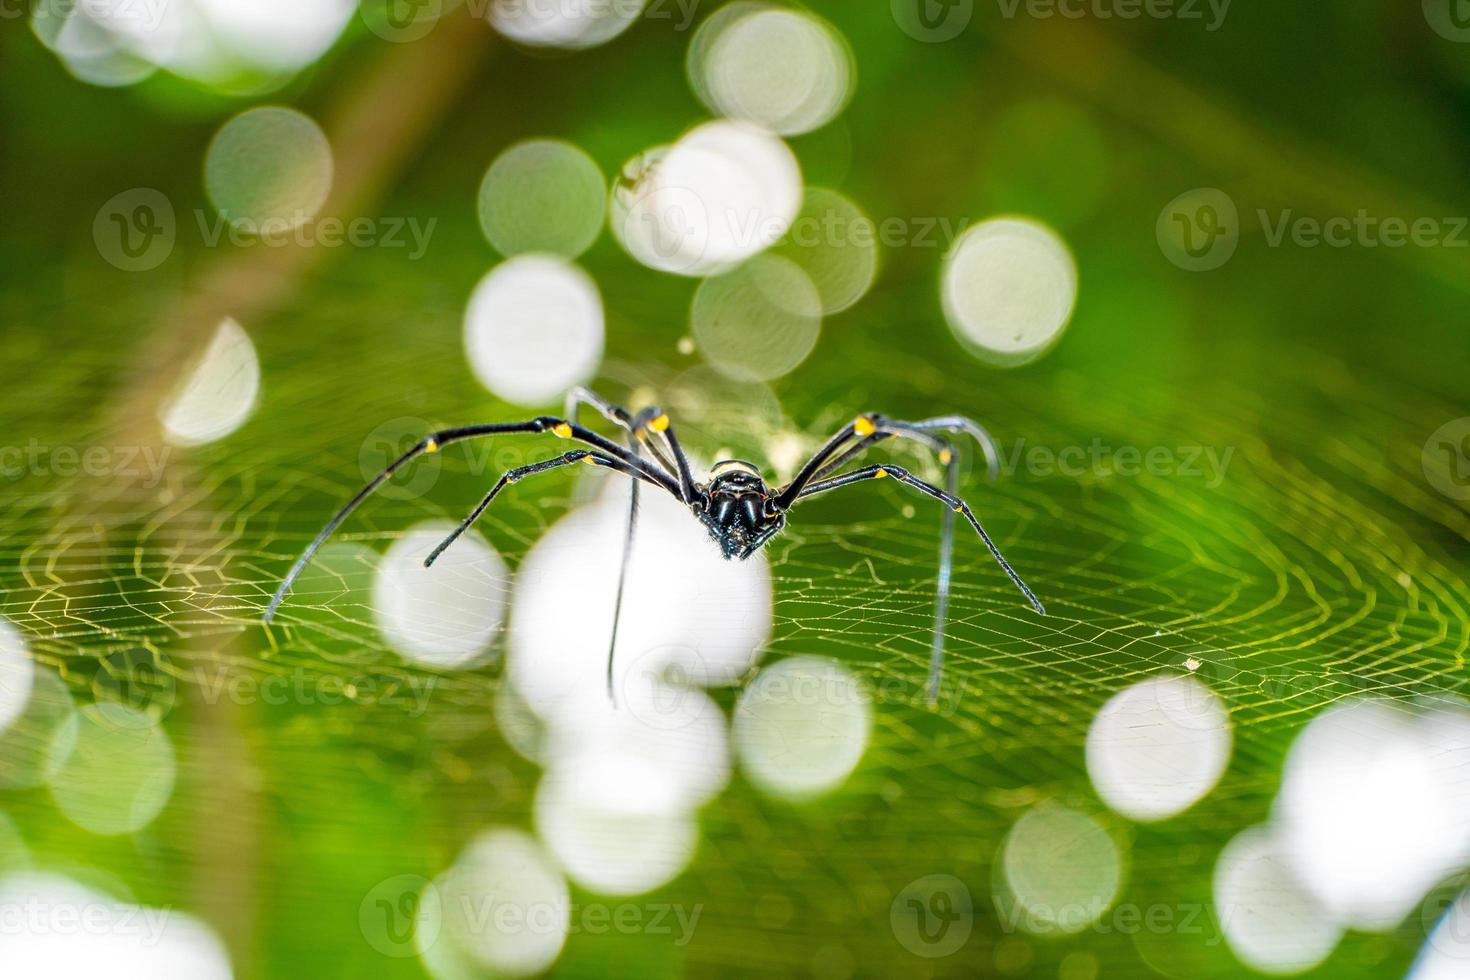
46,703,176,836
1213,825,1341,975
205,107,333,231
611,120,802,276
0,619,35,735
732,655,870,801
0,668,75,790
34,0,354,89
0,872,233,979
687,2,854,136
508,483,771,719
774,187,878,315
489,0,648,49
544,676,731,810
1085,673,1233,822
435,828,571,977
193,0,355,72
941,217,1077,366
1001,803,1122,935
691,254,822,381
31,0,157,88
1274,697,1470,931
479,140,606,258
371,522,510,670
463,254,605,406
160,317,261,447
534,757,700,895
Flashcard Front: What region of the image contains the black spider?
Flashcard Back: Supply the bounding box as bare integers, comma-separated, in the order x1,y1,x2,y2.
264,387,1045,701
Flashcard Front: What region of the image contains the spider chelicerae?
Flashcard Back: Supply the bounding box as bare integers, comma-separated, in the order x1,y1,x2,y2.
265,387,1045,701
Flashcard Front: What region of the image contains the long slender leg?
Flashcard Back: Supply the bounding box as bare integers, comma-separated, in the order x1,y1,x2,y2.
564,390,703,703
566,386,699,503
423,449,651,567
810,415,1001,483
565,387,678,484
264,415,679,622
774,415,872,508
795,463,1044,701
931,459,958,702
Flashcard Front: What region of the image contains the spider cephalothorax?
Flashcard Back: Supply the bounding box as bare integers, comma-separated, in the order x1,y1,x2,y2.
695,459,786,560
266,388,1044,702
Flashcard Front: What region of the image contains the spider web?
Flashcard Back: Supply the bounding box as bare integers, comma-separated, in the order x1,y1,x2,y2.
1,257,1467,980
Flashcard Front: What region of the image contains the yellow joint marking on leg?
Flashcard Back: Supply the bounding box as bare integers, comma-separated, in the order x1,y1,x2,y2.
552,422,573,439
938,448,953,465
953,504,964,513
424,438,439,454
649,413,670,433
853,416,876,438
875,467,888,479
582,455,598,466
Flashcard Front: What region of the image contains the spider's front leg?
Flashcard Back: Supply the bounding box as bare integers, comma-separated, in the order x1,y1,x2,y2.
263,414,678,623
424,449,654,567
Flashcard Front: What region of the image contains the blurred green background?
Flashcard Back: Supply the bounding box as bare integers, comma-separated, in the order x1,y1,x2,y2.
1,1,1468,978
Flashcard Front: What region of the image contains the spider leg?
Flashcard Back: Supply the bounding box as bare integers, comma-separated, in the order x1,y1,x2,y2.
566,386,698,502
423,449,657,567
565,390,704,704
565,387,676,483
810,415,1001,483
774,415,874,508
264,415,679,623
794,463,1044,702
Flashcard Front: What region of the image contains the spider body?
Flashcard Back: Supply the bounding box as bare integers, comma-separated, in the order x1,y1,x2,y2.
265,388,1044,702
696,460,784,560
